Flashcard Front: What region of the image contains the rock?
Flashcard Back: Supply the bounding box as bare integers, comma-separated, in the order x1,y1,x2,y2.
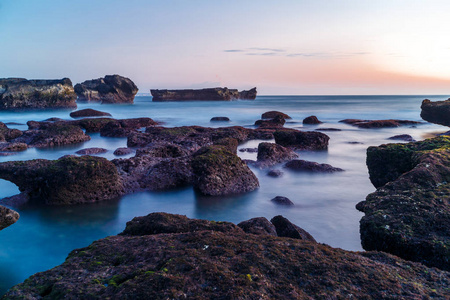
0,156,123,205
261,111,291,119
100,118,159,137
75,147,108,155
273,129,329,150
358,136,450,270
239,147,258,153
315,128,342,131
191,145,259,196
0,142,27,152
120,212,241,236
0,205,19,230
255,142,298,168
254,115,286,128
151,87,256,101
267,169,283,177
270,215,316,242
303,115,322,124
340,119,421,128
210,116,230,122
0,78,77,110
238,87,257,100
212,137,238,154
237,217,277,236
5,213,449,299
270,196,294,206
139,158,193,191
0,122,23,142
421,98,450,127
13,123,90,148
70,108,112,118
113,147,133,156
75,75,138,104
285,159,344,172
388,134,415,142
135,142,188,159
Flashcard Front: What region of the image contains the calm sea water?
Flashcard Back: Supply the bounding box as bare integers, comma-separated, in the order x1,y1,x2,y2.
0,95,447,294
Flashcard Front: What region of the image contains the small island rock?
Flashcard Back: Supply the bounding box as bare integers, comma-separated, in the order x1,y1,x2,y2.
75,75,138,104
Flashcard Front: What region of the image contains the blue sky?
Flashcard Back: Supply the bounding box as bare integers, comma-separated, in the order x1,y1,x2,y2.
1,0,450,95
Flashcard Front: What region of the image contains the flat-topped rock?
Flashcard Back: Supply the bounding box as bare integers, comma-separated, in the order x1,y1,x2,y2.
358,136,450,270
0,156,123,205
75,147,108,155
70,108,112,118
151,87,257,101
0,78,77,110
273,129,329,150
340,119,421,128
0,205,19,230
75,75,138,104
261,111,291,119
6,213,448,299
285,159,344,172
421,98,450,127
255,142,298,168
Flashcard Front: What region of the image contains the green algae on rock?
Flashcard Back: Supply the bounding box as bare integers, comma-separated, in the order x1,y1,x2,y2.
3,213,449,299
0,156,123,205
358,136,450,270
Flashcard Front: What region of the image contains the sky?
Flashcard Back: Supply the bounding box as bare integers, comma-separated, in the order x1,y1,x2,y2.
1,0,450,95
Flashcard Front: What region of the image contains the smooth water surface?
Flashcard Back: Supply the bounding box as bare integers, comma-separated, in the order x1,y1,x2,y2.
0,95,448,294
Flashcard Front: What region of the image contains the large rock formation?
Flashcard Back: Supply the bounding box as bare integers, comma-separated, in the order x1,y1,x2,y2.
0,78,77,110
0,156,124,205
74,75,138,104
0,205,19,230
421,98,450,127
4,213,449,299
151,87,257,101
358,136,450,270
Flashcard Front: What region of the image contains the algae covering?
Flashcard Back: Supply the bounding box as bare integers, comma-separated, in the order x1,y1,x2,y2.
3,213,449,299
358,136,450,270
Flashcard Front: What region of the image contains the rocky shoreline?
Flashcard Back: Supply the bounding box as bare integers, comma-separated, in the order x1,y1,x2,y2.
0,94,449,297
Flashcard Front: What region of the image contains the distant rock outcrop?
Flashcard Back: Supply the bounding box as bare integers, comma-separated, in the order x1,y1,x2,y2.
0,205,19,230
5,213,448,299
0,78,77,110
75,75,138,104
151,87,257,101
421,98,450,127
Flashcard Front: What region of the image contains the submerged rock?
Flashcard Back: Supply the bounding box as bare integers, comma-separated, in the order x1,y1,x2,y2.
270,196,294,206
151,87,256,101
75,75,138,104
70,108,112,118
191,145,259,196
0,205,19,230
388,134,415,142
340,119,421,128
75,147,108,155
0,156,123,205
421,98,450,127
273,130,329,150
285,159,344,172
303,115,322,124
0,78,77,110
210,116,230,122
7,213,448,299
358,136,450,270
267,169,283,177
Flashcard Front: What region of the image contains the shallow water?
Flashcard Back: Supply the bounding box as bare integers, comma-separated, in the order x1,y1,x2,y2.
0,95,447,294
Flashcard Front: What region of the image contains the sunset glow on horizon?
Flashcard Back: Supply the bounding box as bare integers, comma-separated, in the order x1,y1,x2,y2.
1,0,450,95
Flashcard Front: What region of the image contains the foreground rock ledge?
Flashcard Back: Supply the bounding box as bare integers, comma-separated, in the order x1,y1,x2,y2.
358,136,450,270
4,213,448,299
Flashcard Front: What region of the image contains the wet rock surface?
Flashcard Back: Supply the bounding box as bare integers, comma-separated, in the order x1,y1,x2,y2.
358,136,450,270
0,156,123,205
113,147,133,156
0,78,77,110
388,134,415,142
270,196,294,206
273,130,329,150
285,159,344,172
270,215,316,242
255,142,298,168
267,169,283,177
340,119,421,128
76,147,108,155
421,98,450,127
75,75,138,104
0,205,19,230
70,108,112,118
303,115,322,124
210,116,230,122
261,111,291,119
5,213,448,299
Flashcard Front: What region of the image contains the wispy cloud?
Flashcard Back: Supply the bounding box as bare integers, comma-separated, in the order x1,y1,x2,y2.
224,48,369,59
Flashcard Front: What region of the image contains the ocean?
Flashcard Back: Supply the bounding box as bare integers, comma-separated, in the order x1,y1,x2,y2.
0,95,447,294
